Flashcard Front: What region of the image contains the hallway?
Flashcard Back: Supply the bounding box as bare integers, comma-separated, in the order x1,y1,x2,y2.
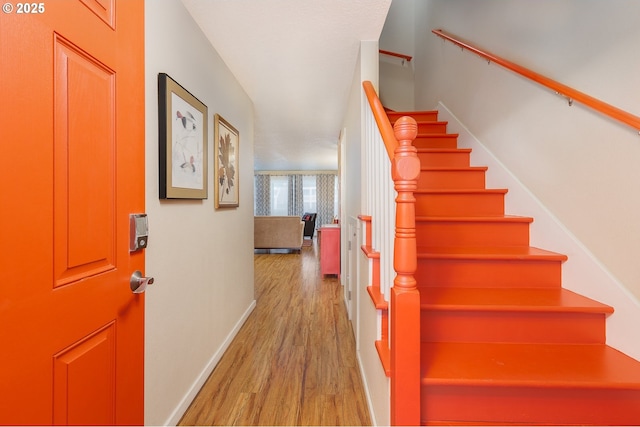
178,239,371,426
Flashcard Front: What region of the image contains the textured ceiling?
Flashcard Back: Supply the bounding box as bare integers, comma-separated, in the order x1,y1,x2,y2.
181,0,392,171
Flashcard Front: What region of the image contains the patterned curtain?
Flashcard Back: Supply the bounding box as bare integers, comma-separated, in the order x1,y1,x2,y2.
296,175,304,217
287,175,304,216
254,174,270,215
316,174,335,227
255,173,335,221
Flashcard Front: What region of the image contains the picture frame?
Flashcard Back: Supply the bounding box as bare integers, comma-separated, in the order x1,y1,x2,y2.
158,73,208,199
214,114,240,208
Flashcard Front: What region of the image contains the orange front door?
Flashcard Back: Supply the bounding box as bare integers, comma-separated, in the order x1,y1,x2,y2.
0,1,145,424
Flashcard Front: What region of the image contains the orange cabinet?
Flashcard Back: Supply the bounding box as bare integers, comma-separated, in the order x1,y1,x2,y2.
320,225,340,276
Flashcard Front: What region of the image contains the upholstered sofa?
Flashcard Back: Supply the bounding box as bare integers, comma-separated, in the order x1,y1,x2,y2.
254,216,304,250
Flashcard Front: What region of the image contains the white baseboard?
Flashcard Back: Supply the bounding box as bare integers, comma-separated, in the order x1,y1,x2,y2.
163,300,257,426
357,352,385,427
437,102,640,361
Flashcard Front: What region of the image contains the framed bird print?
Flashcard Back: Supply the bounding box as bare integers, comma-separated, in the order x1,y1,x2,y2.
158,73,208,199
214,114,239,208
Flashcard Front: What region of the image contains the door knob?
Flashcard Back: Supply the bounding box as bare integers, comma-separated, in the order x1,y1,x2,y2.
130,270,154,294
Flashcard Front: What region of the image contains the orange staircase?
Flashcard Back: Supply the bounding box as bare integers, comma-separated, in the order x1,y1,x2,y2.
386,110,640,425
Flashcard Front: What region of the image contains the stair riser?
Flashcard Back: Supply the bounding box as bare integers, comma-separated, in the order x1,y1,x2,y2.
388,111,438,122
413,135,458,149
416,259,562,288
421,311,606,344
416,221,530,247
417,151,470,167
415,122,448,134
415,192,505,217
422,385,640,425
418,170,486,190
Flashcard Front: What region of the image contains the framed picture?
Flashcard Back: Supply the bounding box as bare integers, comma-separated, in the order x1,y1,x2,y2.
214,114,239,208
158,73,208,199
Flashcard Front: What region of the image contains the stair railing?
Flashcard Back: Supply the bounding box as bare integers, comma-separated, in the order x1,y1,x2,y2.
362,81,421,426
379,49,413,66
433,29,640,133
363,81,395,303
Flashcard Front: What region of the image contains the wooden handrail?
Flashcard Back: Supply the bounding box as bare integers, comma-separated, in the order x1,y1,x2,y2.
380,49,413,62
363,81,397,160
432,29,640,132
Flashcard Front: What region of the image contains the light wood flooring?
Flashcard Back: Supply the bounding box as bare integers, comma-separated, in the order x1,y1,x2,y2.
178,238,371,426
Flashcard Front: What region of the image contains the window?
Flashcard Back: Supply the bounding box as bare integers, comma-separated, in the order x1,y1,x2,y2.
270,176,288,216
254,173,337,226
302,175,316,213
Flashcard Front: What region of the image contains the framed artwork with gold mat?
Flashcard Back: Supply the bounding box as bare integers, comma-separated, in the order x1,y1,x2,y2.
158,73,208,199
214,113,239,208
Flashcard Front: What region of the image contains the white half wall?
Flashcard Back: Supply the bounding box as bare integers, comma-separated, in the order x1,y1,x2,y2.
144,1,255,424
342,40,391,426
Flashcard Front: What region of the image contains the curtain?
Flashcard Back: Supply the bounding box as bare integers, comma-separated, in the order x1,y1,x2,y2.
254,173,335,225
316,174,335,228
288,174,304,216
254,174,270,215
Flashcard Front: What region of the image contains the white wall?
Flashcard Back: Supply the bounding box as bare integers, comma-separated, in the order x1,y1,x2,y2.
411,0,640,358
414,0,640,300
144,1,255,424
378,0,416,111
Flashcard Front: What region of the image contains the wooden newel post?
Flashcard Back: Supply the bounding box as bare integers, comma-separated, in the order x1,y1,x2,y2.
390,116,421,426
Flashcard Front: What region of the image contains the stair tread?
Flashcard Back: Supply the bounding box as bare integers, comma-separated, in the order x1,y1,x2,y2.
420,287,613,313
421,166,488,171
389,116,445,124
415,132,458,137
417,215,533,223
422,342,640,389
417,148,471,153
417,246,568,261
415,188,508,194
389,109,438,115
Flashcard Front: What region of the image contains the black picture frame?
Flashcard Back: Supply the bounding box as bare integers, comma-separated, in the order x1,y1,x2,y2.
158,73,208,199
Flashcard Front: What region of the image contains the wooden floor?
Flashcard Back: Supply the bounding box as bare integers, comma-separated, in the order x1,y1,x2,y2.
178,238,371,426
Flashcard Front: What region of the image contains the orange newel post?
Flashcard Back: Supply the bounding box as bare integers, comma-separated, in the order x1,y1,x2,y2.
390,116,421,426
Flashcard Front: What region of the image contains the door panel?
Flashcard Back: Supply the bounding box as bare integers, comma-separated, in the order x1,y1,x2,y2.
0,1,145,424
53,322,116,425
54,35,116,286
79,0,115,27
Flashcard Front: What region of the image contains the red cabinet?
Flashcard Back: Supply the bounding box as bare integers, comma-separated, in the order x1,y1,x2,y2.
320,225,340,276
